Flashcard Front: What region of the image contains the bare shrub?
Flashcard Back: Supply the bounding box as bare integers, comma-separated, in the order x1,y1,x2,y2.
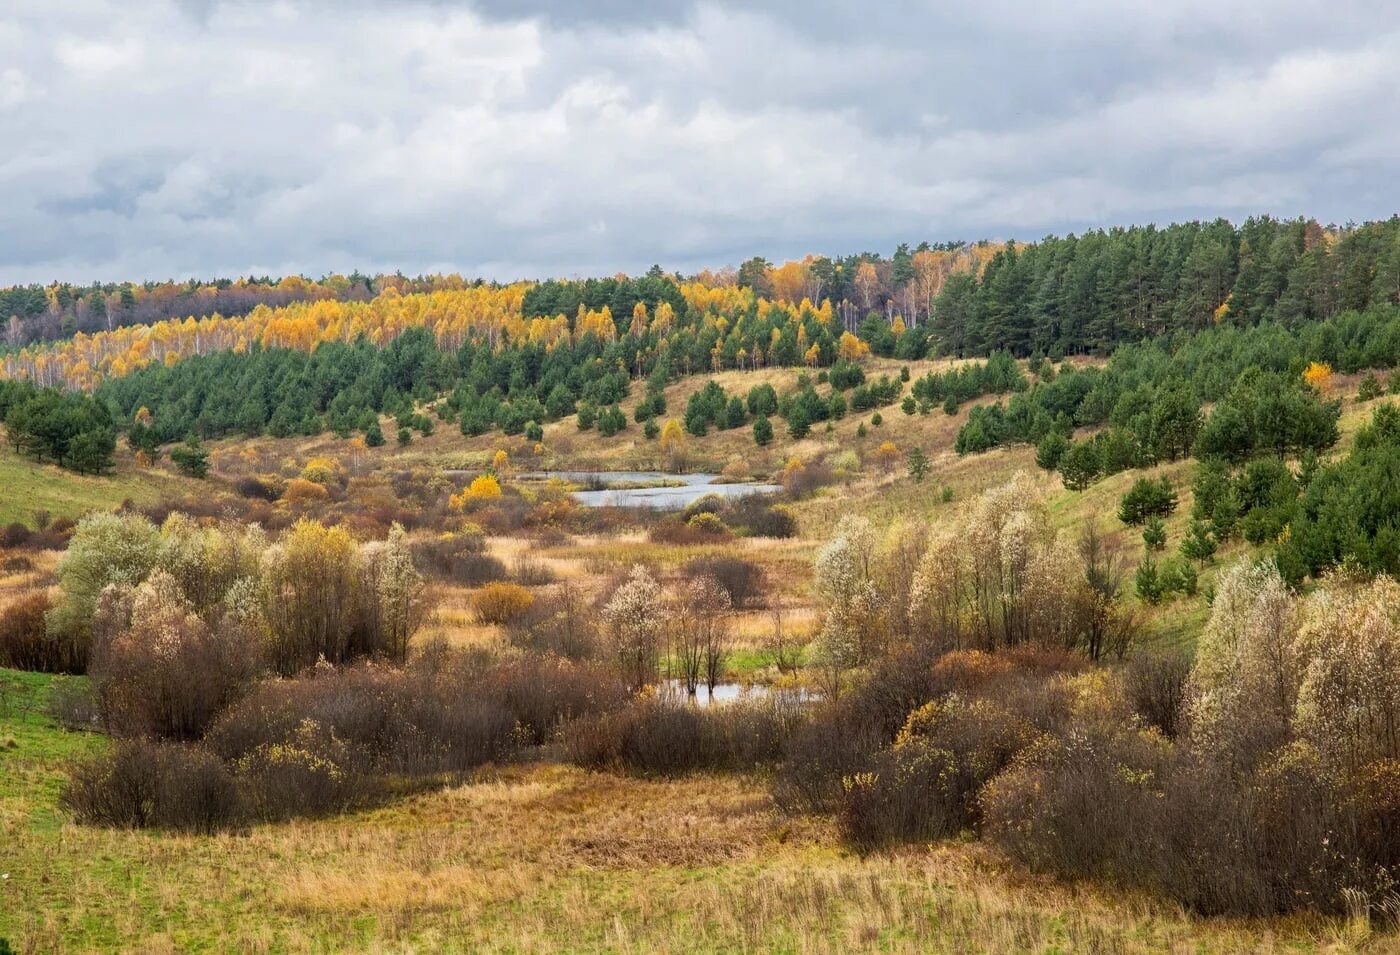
564,696,800,776
781,458,836,498
1124,651,1191,737
838,696,1039,851
0,592,84,674
684,556,764,609
764,605,802,674
511,555,556,586
726,498,799,538
503,583,598,659
205,660,522,818
49,676,100,730
411,531,505,583
1,554,33,574
981,722,1173,888
477,655,628,745
62,739,245,833
672,574,731,694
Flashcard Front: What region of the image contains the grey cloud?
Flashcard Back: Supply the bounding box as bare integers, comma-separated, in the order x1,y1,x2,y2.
1,0,1398,284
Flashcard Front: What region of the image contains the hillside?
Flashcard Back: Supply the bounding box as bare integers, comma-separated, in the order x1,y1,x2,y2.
4,223,1400,953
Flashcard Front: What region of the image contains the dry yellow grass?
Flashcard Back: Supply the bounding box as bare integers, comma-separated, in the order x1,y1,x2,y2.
7,760,1383,954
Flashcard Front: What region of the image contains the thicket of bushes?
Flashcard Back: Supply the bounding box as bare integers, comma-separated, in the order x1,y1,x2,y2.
777,551,1400,918
22,511,428,679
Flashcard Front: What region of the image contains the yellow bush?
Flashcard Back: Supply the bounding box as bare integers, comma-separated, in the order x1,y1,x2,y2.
300,457,342,485
471,582,534,625
281,477,330,504
449,474,503,511
685,512,729,537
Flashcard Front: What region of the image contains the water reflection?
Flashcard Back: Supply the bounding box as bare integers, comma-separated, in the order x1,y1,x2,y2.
660,680,816,707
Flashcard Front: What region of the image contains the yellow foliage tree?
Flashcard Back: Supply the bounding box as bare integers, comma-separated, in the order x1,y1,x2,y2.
838,331,871,362
660,419,688,472
1302,361,1333,394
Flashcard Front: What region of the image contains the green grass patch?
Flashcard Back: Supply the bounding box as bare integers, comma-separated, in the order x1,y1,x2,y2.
0,448,183,527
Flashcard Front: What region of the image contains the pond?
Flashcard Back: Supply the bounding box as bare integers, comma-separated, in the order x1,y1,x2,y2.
517,470,781,510
660,681,817,707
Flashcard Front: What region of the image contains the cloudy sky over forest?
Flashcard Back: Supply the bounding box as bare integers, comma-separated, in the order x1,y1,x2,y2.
3,0,1398,283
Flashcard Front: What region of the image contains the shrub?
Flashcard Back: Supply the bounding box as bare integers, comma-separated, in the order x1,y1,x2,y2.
684,512,729,537
0,523,30,548
681,493,726,522
564,696,800,776
648,518,723,546
281,477,330,504
45,511,162,661
235,475,279,501
1123,652,1190,737
233,716,365,819
411,532,507,585
0,592,83,674
90,570,264,740
62,739,245,833
838,696,1038,851
449,474,503,510
471,582,534,625
502,583,598,659
684,555,765,608
602,565,664,691
511,555,556,586
744,501,800,540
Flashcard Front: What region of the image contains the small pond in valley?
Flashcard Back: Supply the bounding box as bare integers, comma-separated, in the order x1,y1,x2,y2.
516,471,781,510
660,681,817,707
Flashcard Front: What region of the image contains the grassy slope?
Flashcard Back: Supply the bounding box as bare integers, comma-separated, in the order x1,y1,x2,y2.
0,447,194,528
0,668,1371,954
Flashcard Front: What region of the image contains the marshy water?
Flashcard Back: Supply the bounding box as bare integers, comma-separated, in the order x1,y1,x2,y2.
516,470,781,509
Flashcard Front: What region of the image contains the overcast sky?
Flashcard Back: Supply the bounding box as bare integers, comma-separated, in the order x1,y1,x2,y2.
2,0,1398,285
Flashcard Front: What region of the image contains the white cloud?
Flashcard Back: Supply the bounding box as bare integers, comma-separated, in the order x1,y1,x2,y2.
0,0,1397,283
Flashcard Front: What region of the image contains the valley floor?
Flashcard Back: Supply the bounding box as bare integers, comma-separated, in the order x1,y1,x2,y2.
1,670,1390,954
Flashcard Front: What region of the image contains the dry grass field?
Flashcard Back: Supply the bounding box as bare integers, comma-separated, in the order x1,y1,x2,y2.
3,668,1384,954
